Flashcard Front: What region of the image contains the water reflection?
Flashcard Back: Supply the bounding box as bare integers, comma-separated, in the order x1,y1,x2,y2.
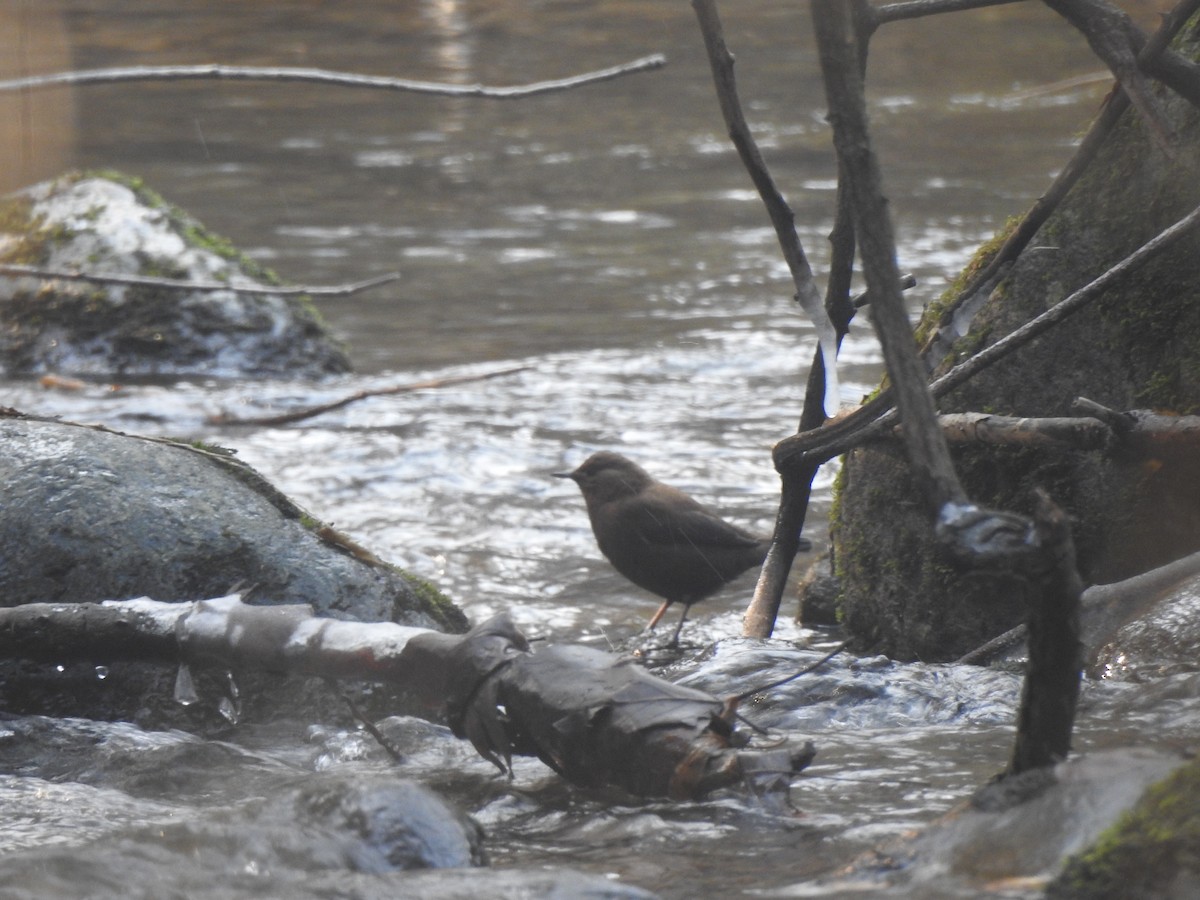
422,0,473,84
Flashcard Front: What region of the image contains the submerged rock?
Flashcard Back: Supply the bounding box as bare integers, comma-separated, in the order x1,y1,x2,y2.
0,171,351,378
0,412,466,728
288,776,485,871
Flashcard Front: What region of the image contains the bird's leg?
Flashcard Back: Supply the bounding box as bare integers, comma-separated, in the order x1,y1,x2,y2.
667,605,690,648
646,600,672,631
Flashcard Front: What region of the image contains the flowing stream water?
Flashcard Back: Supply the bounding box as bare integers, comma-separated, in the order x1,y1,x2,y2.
2,2,1197,898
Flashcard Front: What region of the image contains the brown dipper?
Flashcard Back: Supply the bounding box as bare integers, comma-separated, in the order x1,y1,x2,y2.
556,451,797,646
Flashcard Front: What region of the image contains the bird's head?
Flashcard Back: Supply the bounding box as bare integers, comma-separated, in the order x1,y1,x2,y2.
554,451,653,504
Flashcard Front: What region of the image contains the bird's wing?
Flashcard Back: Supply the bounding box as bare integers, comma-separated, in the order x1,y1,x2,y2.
621,495,760,551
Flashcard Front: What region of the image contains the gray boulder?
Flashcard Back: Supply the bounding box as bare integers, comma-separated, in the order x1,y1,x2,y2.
0,171,351,377
0,412,466,727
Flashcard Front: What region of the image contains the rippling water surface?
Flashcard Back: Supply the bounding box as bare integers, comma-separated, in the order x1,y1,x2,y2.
2,1,1195,898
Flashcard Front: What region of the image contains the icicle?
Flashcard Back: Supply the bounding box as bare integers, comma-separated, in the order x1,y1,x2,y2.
217,695,240,725
217,671,241,724
173,663,199,706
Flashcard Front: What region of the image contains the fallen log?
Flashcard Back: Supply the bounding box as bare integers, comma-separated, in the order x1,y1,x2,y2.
0,596,814,800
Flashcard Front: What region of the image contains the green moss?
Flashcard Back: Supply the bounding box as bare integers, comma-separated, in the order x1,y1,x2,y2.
1048,758,1200,899
912,215,1021,349
393,568,466,633
0,195,74,267
137,254,191,281
0,194,35,236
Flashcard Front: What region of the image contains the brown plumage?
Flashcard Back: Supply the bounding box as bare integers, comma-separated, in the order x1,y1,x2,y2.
556,451,776,645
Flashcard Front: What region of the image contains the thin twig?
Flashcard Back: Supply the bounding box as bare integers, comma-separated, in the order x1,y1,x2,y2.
208,365,532,427
733,641,850,702
0,56,667,99
336,686,405,763
0,264,399,297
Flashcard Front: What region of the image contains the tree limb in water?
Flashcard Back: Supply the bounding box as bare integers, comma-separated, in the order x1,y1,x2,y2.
0,56,667,99
207,366,532,427
955,546,1200,667
0,596,814,800
1005,491,1084,776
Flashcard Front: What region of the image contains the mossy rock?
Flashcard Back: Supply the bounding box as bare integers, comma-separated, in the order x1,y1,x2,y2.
1046,756,1200,899
833,27,1200,660
0,171,352,378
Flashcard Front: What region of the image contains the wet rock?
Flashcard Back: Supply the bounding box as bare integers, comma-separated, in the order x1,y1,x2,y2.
1089,576,1200,680
0,171,351,378
1046,755,1200,900
796,554,840,627
812,748,1187,896
286,776,486,871
0,413,467,727
0,714,657,898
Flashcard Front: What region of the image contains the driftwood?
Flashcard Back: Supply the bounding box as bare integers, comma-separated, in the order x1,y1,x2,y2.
957,547,1200,667
894,405,1200,452
1005,493,1084,775
689,0,835,638
0,596,814,800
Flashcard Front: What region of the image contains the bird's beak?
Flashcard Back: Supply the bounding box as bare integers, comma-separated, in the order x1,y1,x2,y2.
553,471,574,480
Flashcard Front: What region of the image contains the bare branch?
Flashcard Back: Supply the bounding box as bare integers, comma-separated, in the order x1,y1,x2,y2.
1042,0,1176,151
923,202,1200,407
0,56,667,99
691,0,839,417
813,0,966,509
207,365,532,427
921,412,1111,449
1005,491,1083,776
0,264,399,298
